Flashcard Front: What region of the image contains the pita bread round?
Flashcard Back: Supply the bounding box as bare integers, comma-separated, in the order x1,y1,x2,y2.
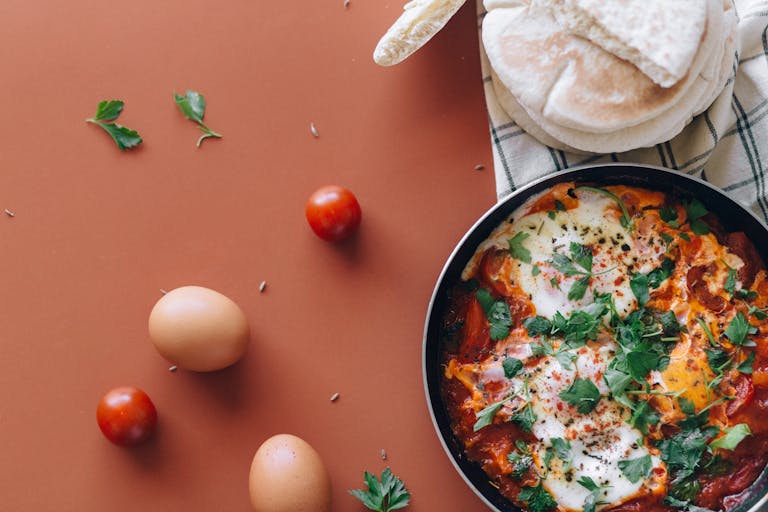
489,2,734,154
540,0,708,87
482,0,721,134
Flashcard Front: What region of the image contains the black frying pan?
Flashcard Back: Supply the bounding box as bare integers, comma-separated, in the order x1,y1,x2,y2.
423,163,768,512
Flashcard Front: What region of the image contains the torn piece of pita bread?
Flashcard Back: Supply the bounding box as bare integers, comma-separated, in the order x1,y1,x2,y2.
540,0,707,87
373,0,466,66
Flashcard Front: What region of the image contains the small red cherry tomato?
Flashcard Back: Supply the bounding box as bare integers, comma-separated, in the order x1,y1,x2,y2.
96,386,158,447
305,185,362,242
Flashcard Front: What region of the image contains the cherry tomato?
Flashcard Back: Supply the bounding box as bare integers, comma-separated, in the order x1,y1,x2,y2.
96,386,157,447
305,185,361,242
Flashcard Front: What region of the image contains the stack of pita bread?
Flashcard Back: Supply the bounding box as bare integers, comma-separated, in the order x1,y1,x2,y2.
483,0,738,153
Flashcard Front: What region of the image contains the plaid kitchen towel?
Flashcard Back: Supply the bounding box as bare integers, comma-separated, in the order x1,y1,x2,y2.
480,0,768,223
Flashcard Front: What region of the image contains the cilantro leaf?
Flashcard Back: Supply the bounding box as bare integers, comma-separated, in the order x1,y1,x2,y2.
604,368,633,398
549,252,586,276
724,311,757,347
710,423,751,451
559,377,601,414
86,100,143,151
555,349,577,370
519,482,557,512
173,90,222,147
568,276,591,301
92,100,124,121
349,468,411,512
502,357,524,379
524,316,552,337
737,289,759,301
508,232,532,263
618,454,652,483
705,349,730,374
570,242,593,272
658,311,682,337
629,400,660,435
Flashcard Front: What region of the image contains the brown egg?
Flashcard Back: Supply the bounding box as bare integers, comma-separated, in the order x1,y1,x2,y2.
148,286,250,372
249,434,332,512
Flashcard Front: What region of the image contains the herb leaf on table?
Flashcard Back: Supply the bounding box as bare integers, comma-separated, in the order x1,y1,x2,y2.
86,100,143,150
349,468,411,512
174,90,223,147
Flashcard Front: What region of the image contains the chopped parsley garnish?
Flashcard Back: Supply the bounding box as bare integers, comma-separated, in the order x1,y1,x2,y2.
577,476,608,512
618,454,652,483
658,428,709,480
660,205,680,228
530,338,576,370
679,233,691,242
476,288,513,341
473,397,510,432
630,258,675,306
512,403,537,433
551,437,572,470
559,377,601,414
710,423,751,451
724,311,757,347
575,186,633,229
738,351,756,374
724,267,737,296
696,317,718,346
518,481,557,512
348,468,411,512
748,305,768,320
524,316,552,336
628,400,660,435
736,289,759,301
502,357,523,379
684,199,710,235
507,441,533,479
532,264,541,276
508,232,532,263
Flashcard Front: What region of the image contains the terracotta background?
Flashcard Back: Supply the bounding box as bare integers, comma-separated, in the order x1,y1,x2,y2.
0,0,497,510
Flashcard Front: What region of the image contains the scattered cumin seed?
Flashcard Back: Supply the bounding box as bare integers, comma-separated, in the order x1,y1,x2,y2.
160,288,168,295
344,0,350,8
4,208,15,217
330,392,340,402
169,365,178,372
474,164,485,171
381,448,387,460
310,122,319,138
259,280,267,293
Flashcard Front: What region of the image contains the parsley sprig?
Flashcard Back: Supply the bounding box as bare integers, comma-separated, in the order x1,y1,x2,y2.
349,468,411,512
548,243,615,301
559,377,601,414
476,288,512,340
578,476,609,512
174,90,223,147
508,232,532,263
86,100,143,150
507,440,534,479
518,481,557,512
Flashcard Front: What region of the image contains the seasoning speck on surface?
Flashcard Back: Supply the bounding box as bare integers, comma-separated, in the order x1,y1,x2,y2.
330,392,340,402
169,365,178,372
259,281,267,293
4,208,15,217
381,448,387,460
474,164,485,171
160,289,168,295
310,122,319,138
344,0,350,7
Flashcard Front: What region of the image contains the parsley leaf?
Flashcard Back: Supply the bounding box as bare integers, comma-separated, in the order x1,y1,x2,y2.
519,482,557,512
658,429,708,480
618,454,652,483
568,276,591,301
532,264,541,276
551,438,572,470
512,403,537,433
684,199,710,235
725,268,737,296
697,317,718,346
705,349,730,374
174,90,223,147
502,357,524,379
629,400,660,435
349,468,411,512
559,377,601,414
710,423,751,451
508,232,532,264
473,397,510,432
739,351,756,374
737,289,759,301
748,305,768,320
86,100,143,151
575,186,633,229
549,252,586,276
680,233,691,242
92,100,124,121
524,316,553,336
631,258,675,306
630,274,650,307
476,289,512,340
507,449,533,479
724,311,757,347
660,206,680,228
